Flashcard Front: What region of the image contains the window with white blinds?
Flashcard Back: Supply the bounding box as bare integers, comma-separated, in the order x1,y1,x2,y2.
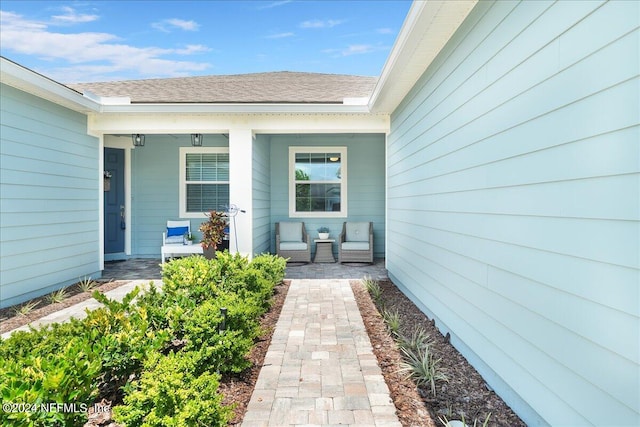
179,147,229,217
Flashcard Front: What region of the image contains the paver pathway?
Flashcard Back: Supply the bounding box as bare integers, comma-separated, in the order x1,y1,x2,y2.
242,279,401,427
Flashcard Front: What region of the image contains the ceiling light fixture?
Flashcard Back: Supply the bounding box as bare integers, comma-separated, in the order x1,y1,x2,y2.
132,134,145,147
191,133,203,147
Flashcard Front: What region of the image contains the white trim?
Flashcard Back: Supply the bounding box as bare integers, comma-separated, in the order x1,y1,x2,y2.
103,136,133,256
1,57,100,113
88,112,389,135
288,146,348,218
98,137,104,271
179,146,230,219
228,129,253,257
99,103,371,114
369,0,477,113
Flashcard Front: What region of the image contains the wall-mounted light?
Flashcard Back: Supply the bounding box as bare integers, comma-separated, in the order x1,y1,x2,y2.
329,155,340,162
132,134,145,147
191,133,203,146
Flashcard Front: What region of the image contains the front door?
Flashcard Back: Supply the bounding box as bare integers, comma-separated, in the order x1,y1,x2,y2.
104,148,125,259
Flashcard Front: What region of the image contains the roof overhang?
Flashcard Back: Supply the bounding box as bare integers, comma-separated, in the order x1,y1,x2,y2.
369,0,478,114
0,57,101,113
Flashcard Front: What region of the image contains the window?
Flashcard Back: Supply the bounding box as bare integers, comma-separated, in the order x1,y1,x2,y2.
289,146,347,217
180,147,229,218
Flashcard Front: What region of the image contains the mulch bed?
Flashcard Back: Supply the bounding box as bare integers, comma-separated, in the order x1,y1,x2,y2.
351,279,527,427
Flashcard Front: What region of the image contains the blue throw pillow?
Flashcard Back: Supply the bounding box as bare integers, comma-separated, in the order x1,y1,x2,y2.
167,226,189,237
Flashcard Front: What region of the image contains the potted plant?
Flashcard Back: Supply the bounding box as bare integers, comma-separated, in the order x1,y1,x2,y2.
183,232,195,245
200,210,227,258
317,226,330,240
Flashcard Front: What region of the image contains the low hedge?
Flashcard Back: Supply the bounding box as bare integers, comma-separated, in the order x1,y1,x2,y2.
0,252,286,427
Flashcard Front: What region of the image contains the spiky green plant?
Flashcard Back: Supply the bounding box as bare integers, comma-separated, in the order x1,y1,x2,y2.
46,288,69,304
399,345,448,396
13,300,39,316
396,326,431,353
362,276,383,303
78,276,97,292
382,308,401,337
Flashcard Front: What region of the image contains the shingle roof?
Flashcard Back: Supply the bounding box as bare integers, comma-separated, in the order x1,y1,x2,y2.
66,71,377,104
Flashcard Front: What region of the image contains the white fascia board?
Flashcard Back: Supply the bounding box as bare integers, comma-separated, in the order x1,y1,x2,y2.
1,57,101,113
369,0,477,114
99,102,371,114
88,112,389,135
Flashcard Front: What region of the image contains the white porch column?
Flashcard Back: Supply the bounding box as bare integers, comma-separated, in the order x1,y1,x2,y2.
228,128,253,258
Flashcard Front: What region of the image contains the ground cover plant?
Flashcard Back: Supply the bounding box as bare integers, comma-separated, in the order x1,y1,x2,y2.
0,252,286,427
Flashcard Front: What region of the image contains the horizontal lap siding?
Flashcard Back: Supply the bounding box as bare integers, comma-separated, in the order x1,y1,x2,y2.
0,84,100,307
387,1,639,426
253,135,271,255
131,135,229,256
269,134,385,257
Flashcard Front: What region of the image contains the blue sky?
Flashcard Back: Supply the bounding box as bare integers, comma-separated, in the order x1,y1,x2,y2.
0,0,411,83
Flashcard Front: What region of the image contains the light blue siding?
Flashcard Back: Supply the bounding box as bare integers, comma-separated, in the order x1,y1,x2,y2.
253,135,271,255
0,84,100,307
387,1,639,426
269,134,385,257
131,134,229,256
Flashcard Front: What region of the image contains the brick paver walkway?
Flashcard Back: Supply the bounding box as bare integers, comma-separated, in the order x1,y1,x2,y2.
242,279,401,427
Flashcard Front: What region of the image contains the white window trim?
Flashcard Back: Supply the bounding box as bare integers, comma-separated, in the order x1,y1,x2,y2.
179,146,229,219
289,146,347,218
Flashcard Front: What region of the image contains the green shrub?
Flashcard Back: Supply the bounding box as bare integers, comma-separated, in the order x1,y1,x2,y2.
161,256,222,302
213,251,250,282
222,267,274,310
0,337,102,426
0,318,86,360
113,351,232,427
182,297,258,373
87,289,170,385
250,253,287,284
0,251,283,426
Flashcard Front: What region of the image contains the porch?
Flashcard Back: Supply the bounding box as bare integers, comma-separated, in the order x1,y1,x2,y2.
101,257,388,281
102,132,386,264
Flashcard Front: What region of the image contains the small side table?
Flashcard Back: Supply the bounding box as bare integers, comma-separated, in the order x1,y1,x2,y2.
314,239,336,263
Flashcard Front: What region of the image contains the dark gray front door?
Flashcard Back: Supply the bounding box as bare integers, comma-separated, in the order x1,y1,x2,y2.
104,148,125,257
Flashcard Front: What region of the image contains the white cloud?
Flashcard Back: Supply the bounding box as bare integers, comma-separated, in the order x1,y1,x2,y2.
0,10,46,31
258,1,293,9
174,44,210,54
52,6,99,24
377,27,394,35
152,18,200,32
0,10,211,82
323,44,387,57
265,32,295,39
300,19,345,29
